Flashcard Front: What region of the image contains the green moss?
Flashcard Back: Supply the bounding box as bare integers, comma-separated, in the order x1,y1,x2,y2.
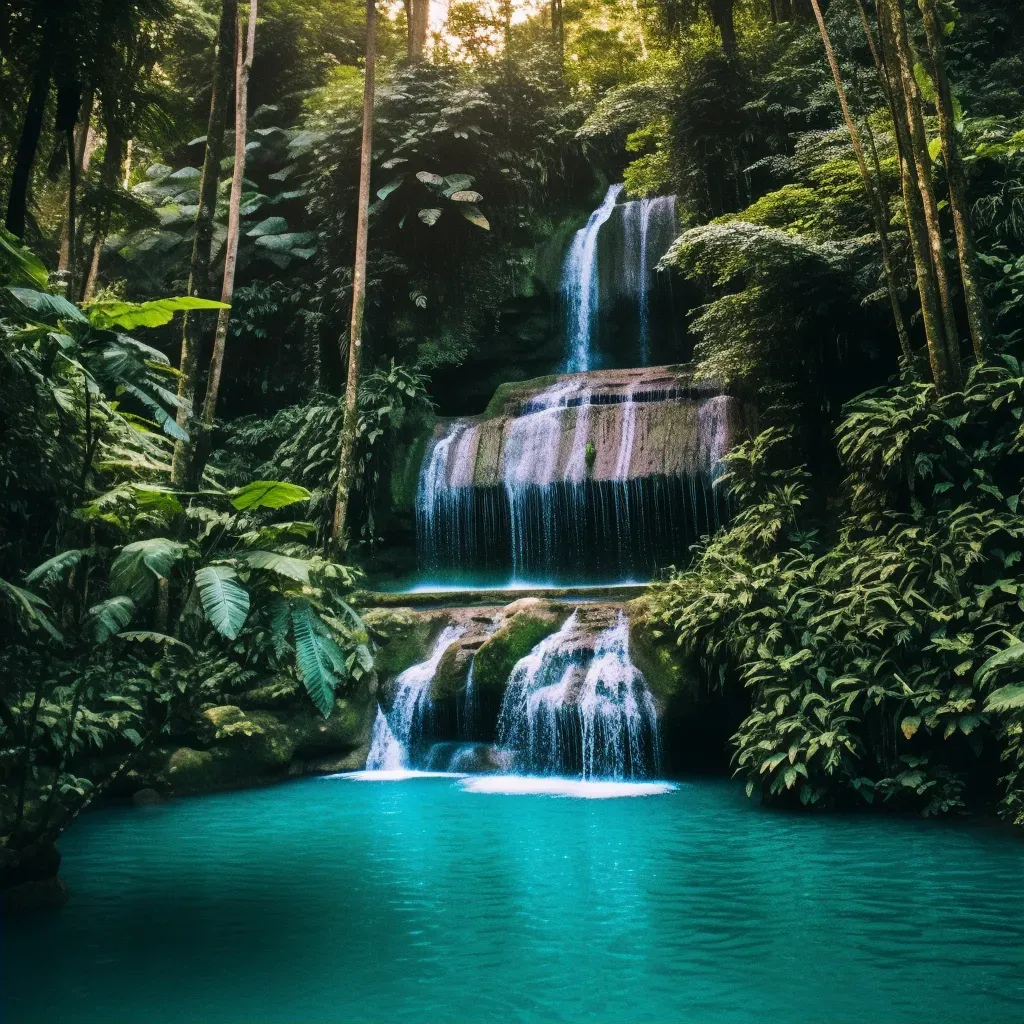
362,607,437,680
626,596,696,709
473,603,567,703
390,422,434,513
484,374,561,418
166,747,216,788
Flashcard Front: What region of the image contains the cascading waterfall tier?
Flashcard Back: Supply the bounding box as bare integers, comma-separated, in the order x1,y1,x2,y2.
561,185,677,371
497,610,661,778
416,366,742,582
365,625,465,770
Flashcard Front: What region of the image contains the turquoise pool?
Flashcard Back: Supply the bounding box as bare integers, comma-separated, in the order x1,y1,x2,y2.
4,774,1024,1022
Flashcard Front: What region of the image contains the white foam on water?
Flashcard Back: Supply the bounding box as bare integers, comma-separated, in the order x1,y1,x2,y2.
458,775,677,799
328,770,467,782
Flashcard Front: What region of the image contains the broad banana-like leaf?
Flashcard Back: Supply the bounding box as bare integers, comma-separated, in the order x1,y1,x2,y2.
9,286,88,323
86,596,135,642
240,550,310,582
976,642,1024,685
25,547,95,584
231,480,310,510
195,565,250,640
110,538,188,603
87,297,228,330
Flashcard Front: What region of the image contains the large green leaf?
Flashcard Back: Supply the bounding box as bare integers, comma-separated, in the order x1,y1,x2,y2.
8,286,88,323
0,577,62,639
986,685,1024,713
195,565,250,640
109,538,188,603
291,602,346,717
458,204,490,230
25,547,95,584
117,631,194,653
240,550,310,582
86,596,135,642
976,642,1024,685
87,297,228,330
231,480,310,510
0,230,49,287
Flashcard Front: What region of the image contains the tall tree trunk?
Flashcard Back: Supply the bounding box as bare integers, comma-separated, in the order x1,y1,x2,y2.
331,0,377,551
708,0,737,54
192,0,258,481
883,0,961,385
79,118,124,302
918,0,989,361
170,0,238,486
809,0,912,364
58,88,94,285
877,0,959,392
405,0,428,59
4,19,57,237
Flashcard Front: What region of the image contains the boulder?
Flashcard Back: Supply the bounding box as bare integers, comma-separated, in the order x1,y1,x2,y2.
362,606,447,684
131,788,164,807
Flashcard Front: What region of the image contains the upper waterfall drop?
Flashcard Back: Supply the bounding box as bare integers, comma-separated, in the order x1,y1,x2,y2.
560,186,678,372
562,185,622,374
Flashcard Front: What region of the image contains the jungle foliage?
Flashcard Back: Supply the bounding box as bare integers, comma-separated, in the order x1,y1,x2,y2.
2,0,1024,893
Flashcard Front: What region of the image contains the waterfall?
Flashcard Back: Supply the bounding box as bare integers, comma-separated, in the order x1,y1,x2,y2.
365,625,465,769
415,381,740,583
562,187,677,370
502,381,581,577
562,185,622,373
497,611,660,779
636,196,677,365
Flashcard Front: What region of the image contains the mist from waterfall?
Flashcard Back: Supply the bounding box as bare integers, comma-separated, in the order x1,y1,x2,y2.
497,610,661,779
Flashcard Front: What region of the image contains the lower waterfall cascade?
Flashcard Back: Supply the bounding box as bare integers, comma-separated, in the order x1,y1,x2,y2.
363,605,663,781
497,611,660,779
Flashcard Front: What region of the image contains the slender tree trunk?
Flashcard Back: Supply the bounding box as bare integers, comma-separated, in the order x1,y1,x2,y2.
709,0,737,55
58,88,94,284
192,0,258,480
883,0,961,384
918,0,988,361
876,0,958,392
406,0,428,59
4,20,57,237
170,0,238,486
809,0,912,364
79,120,124,302
331,0,377,550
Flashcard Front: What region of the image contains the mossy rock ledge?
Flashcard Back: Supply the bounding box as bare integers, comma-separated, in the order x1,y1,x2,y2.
626,595,698,712
471,599,570,730
154,682,376,796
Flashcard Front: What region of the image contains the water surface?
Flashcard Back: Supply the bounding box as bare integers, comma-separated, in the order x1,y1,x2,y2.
4,776,1024,1023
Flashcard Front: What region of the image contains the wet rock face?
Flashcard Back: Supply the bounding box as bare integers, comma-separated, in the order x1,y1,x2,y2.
415,366,745,581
